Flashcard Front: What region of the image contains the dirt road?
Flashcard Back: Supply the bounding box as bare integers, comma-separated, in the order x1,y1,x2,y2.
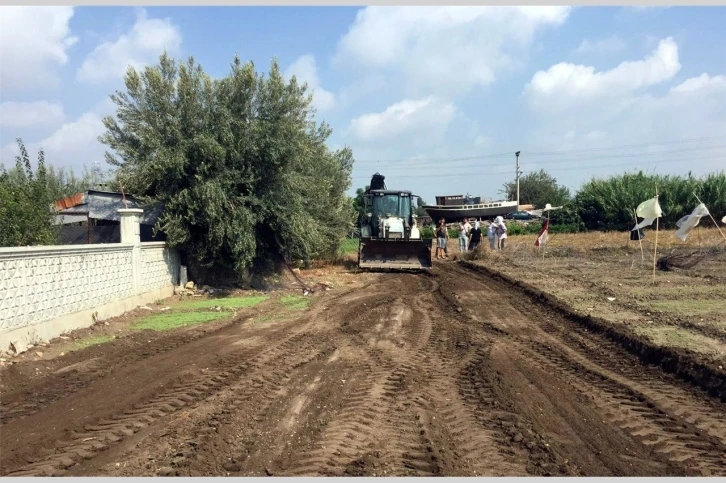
2,262,725,476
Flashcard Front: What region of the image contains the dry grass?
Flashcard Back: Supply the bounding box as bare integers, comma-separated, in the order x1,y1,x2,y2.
505,227,725,257
464,227,726,364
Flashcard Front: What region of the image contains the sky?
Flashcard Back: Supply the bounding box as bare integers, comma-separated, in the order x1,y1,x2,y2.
1,6,726,203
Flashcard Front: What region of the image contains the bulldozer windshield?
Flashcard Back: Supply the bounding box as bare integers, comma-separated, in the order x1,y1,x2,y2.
372,194,411,219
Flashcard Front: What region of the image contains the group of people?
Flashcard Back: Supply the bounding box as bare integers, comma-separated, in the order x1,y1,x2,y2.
434,216,508,259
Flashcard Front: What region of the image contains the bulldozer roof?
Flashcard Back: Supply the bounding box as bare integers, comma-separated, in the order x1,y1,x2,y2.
365,189,414,196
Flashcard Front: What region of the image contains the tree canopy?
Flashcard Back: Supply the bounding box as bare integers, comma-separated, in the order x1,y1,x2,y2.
0,139,57,247
100,53,354,276
503,169,571,208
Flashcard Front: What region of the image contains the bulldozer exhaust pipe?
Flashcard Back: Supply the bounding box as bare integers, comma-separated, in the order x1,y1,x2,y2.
358,238,433,270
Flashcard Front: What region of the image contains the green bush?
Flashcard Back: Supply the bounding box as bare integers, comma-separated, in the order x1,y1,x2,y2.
575,171,725,231
0,140,58,247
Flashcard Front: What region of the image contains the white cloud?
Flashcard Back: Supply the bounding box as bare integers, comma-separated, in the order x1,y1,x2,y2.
525,37,681,110
575,36,626,55
0,101,65,128
284,54,335,112
334,6,571,97
346,97,456,144
77,8,182,84
670,73,726,94
1,111,107,171
526,71,726,166
0,7,78,93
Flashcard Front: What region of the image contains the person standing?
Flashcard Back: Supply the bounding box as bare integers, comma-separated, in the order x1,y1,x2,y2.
458,219,469,252
495,215,508,250
435,218,449,259
487,220,497,250
468,221,483,251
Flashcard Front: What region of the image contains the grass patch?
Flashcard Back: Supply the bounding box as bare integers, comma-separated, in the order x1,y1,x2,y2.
177,295,268,311
253,314,287,325
339,238,359,255
130,311,230,332
71,335,114,351
280,295,310,310
647,299,726,316
634,325,725,357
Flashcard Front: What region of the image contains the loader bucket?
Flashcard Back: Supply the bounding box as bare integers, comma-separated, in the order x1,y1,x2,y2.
358,238,433,270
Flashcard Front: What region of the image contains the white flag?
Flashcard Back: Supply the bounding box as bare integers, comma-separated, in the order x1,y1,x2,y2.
632,197,663,231
675,203,710,241
636,197,663,219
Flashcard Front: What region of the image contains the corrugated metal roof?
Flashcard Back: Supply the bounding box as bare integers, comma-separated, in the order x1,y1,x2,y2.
54,191,163,226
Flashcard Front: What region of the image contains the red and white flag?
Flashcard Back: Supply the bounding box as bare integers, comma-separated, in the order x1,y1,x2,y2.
535,219,549,247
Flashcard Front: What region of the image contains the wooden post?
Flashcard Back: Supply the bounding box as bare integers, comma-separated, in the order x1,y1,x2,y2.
652,189,659,285
693,192,726,243
633,208,644,263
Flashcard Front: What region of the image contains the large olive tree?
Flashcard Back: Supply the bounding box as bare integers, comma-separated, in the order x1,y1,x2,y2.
100,53,354,277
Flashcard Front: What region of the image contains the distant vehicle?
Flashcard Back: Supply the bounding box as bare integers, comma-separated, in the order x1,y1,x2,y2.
504,210,539,221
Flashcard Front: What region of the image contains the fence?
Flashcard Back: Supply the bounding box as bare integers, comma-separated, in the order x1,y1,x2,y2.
0,208,180,354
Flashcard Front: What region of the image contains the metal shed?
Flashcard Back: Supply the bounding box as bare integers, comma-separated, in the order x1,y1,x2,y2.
53,190,166,244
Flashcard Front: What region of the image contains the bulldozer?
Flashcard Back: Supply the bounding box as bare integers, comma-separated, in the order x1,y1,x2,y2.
357,173,433,270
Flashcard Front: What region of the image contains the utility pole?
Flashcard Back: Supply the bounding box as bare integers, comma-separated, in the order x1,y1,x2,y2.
515,151,521,210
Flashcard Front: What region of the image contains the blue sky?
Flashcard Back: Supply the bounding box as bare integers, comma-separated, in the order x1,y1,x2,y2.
2,6,726,203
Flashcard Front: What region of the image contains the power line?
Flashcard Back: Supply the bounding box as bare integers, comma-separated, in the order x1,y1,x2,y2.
352,144,726,173
353,150,513,166
351,134,725,165
524,135,725,156
351,154,720,180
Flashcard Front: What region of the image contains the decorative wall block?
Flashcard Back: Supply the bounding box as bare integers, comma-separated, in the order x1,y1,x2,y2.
0,209,180,339
0,244,178,334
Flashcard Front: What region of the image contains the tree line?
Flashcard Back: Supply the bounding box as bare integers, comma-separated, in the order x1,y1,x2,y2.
501,169,726,232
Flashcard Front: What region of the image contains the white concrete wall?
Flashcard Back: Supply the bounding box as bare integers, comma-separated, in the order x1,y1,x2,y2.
0,209,180,353
141,242,181,294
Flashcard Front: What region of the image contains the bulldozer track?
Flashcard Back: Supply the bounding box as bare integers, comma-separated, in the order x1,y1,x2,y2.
2,263,725,476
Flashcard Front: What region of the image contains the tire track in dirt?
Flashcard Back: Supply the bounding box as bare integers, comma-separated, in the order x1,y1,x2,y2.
2,286,369,477
183,278,433,476
277,276,438,475
72,288,388,476
0,282,378,428
533,315,726,449
0,317,256,426
510,338,726,475
446,261,726,476
278,273,533,476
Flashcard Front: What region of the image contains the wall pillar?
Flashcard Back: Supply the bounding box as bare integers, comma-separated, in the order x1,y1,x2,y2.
119,208,143,294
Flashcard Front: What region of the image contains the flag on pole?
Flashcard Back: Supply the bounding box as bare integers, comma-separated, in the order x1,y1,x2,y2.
675,203,710,241
530,203,563,217
535,218,549,247
632,196,663,231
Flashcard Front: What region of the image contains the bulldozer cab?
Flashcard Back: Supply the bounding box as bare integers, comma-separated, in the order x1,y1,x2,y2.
367,192,413,238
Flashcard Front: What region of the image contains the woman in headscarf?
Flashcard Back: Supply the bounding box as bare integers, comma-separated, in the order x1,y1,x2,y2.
468,221,483,251
458,219,469,253
487,220,497,250
495,215,507,249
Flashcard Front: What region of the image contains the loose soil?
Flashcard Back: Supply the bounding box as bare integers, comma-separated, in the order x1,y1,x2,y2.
1,261,725,476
